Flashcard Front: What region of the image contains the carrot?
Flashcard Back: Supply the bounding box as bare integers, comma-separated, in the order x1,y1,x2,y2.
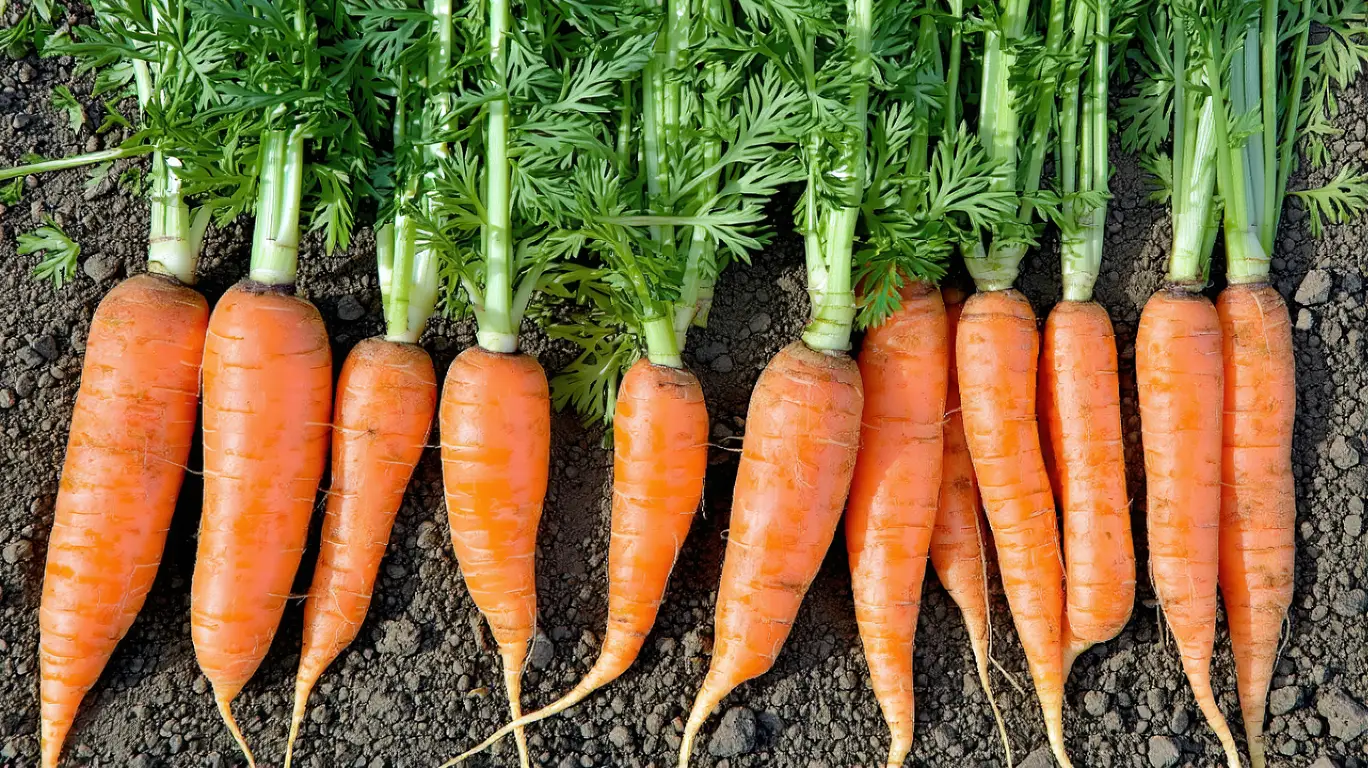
192,282,334,766
441,346,551,768
1136,287,1241,768
930,289,1012,766
284,338,437,767
442,359,709,765
1216,283,1295,768
956,288,1069,767
843,282,946,768
678,341,863,765
37,275,207,768
1040,300,1136,677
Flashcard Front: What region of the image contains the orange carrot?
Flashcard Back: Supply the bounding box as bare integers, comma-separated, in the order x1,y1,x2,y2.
930,290,1011,766
844,283,946,768
678,341,863,765
443,358,709,765
1216,283,1295,768
38,275,208,768
1039,300,1136,676
441,346,551,768
192,282,334,767
956,288,1069,766
1136,287,1241,768
284,337,438,766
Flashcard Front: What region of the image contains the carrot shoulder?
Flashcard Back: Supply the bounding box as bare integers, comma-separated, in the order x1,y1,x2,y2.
679,341,863,765
441,346,550,768
39,274,208,768
844,283,946,768
192,282,333,766
956,288,1069,766
1216,283,1296,768
1136,287,1240,768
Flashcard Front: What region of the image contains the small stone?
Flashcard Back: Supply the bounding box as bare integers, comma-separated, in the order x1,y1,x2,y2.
1083,690,1109,717
1295,309,1313,330
1268,686,1301,716
695,341,727,364
337,295,366,322
17,347,44,369
645,713,664,736
1295,269,1333,305
1168,707,1191,734
192,676,208,695
1333,588,1368,617
0,389,14,409
415,520,440,549
707,707,757,758
1308,757,1340,768
1147,735,1181,768
1018,747,1054,768
1317,688,1368,741
608,725,632,749
14,372,36,398
83,254,120,283
1347,515,1364,538
32,335,60,361
2,539,34,564
711,354,734,373
528,630,554,670
375,619,420,656
1329,436,1361,470
749,314,771,333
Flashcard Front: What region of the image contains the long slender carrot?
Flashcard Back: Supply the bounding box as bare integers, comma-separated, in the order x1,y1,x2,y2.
38,275,207,768
1136,287,1241,768
956,288,1069,767
284,337,437,766
844,283,946,768
443,358,709,765
441,346,550,768
678,341,864,765
931,290,1012,766
1040,300,1136,677
1216,283,1295,768
192,282,334,767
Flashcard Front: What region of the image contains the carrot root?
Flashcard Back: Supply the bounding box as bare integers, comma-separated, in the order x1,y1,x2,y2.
215,693,257,768
284,674,315,768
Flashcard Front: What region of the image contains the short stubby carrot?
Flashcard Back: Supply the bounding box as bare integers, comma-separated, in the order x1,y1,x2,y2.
285,337,438,767
1216,283,1296,768
1040,300,1136,677
844,283,946,768
441,346,550,768
1136,287,1240,768
192,282,333,766
442,359,709,765
39,274,208,768
679,341,863,766
931,291,1011,766
956,288,1069,767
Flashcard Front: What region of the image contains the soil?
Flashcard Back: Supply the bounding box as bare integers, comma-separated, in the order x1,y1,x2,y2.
2,13,1368,768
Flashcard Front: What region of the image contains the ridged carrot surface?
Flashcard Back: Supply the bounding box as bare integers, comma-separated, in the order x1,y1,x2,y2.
286,337,437,766
844,283,946,768
192,282,334,766
1040,299,1136,675
39,274,208,768
441,346,550,768
679,341,863,765
1136,287,1240,768
1216,283,1296,768
956,288,1068,766
443,359,709,765
931,292,1010,765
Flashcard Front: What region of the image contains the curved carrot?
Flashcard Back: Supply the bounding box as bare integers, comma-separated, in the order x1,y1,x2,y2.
931,291,1012,766
844,283,946,768
1136,287,1240,768
441,346,550,768
1040,299,1136,677
1216,283,1295,768
956,288,1069,767
679,341,863,766
38,274,208,768
192,282,334,767
285,337,437,767
444,359,708,765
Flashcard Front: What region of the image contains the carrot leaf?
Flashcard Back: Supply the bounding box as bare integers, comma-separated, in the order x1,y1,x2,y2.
18,218,82,289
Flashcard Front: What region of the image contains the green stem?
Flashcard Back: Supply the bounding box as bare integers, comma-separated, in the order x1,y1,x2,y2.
944,0,964,136
1275,0,1312,249
248,129,306,286
1207,51,1266,283
1169,94,1218,287
0,146,153,181
480,0,516,353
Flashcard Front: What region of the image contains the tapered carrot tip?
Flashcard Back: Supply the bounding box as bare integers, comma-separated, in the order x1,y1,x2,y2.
1247,719,1266,768
283,673,318,768
214,693,256,768
679,673,731,768
885,732,912,768
500,649,531,768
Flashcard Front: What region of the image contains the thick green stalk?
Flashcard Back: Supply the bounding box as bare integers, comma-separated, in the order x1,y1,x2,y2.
146,152,198,284
479,0,517,352
1274,0,1312,247
1208,51,1267,284
675,0,725,342
943,0,964,137
1169,96,1218,287
248,129,306,286
801,0,871,354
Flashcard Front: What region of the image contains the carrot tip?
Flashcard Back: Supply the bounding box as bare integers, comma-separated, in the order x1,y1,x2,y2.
214,695,256,768
284,676,315,768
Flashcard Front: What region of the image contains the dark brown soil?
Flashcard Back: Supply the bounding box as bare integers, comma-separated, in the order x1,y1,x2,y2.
2,17,1367,768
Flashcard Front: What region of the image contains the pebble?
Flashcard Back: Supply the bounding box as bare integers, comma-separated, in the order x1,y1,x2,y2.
1167,707,1190,734
83,254,120,283
0,389,14,409
33,335,59,361
375,619,420,656
415,520,441,549
607,725,631,749
528,630,554,670
2,539,33,564
1083,690,1109,717
1146,735,1181,768
1317,688,1368,741
1268,686,1301,716
711,354,734,373
749,314,771,333
1346,515,1363,538
1329,436,1361,470
14,372,36,398
17,347,44,369
1295,308,1313,330
708,707,757,758
1308,757,1339,768
337,295,366,321
1295,269,1333,305
1017,747,1054,768
1333,588,1368,616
